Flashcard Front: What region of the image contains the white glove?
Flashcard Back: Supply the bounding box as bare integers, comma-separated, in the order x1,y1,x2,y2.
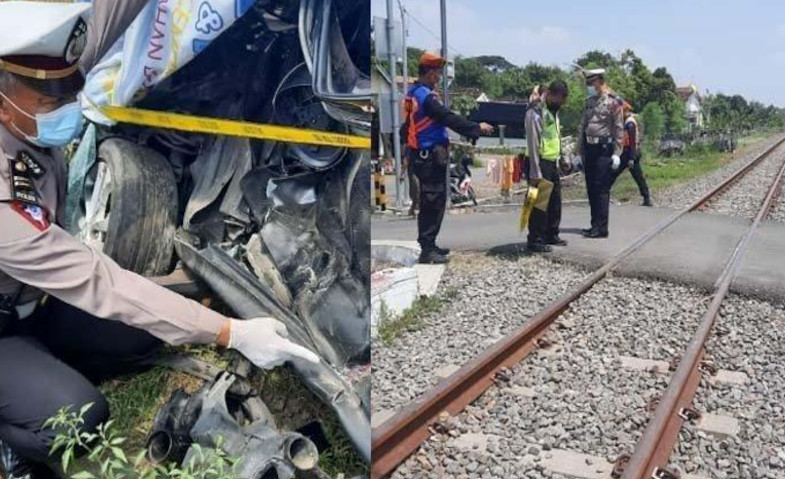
229,318,320,369
611,155,621,170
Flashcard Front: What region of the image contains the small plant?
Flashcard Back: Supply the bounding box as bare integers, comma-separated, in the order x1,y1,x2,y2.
377,294,447,346
44,404,239,479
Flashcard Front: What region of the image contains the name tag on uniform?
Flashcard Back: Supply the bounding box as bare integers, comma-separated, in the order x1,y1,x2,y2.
9,152,42,206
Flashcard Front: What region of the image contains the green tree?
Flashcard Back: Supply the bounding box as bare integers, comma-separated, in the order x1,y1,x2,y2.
661,92,688,134
576,50,619,70
648,67,677,105
405,46,425,81
453,56,487,89
417,48,785,136
640,102,666,140
558,72,588,135
474,55,517,72
451,94,478,116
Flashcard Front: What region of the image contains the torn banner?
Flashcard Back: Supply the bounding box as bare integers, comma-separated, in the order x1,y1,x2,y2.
82,0,257,124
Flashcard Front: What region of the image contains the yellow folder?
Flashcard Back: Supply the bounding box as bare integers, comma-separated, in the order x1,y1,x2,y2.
519,179,553,231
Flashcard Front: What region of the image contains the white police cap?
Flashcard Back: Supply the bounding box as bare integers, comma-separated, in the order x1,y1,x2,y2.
0,1,91,95
583,68,606,81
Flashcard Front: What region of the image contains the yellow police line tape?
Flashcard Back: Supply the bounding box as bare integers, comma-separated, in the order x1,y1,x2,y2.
101,106,371,150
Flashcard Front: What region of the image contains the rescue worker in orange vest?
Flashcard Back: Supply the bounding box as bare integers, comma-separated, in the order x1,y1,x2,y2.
402,52,493,264
611,102,652,206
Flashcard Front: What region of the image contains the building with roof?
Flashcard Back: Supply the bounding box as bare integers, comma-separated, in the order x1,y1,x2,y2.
676,84,704,130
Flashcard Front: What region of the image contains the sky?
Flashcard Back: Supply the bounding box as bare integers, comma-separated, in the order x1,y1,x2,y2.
371,0,785,107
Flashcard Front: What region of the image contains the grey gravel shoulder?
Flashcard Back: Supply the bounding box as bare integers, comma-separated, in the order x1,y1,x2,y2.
372,253,587,415
701,149,785,219
656,137,784,210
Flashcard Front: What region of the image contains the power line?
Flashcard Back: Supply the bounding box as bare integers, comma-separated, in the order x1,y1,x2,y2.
399,4,466,57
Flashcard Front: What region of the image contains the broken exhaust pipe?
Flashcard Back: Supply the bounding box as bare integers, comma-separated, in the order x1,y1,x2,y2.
174,235,371,463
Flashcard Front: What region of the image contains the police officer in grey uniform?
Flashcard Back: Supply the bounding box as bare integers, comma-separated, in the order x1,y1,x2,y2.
577,69,624,238
0,3,318,477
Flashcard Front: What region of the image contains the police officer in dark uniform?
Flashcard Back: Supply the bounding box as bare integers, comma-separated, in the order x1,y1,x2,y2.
402,52,493,263
577,69,624,238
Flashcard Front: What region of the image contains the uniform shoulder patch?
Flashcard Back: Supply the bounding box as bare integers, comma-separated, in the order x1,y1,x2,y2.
11,201,50,232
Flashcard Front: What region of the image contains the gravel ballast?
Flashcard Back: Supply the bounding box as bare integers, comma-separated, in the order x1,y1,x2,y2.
656,137,784,210
372,253,586,415
701,148,785,219
670,295,785,479
391,275,711,479
767,184,785,223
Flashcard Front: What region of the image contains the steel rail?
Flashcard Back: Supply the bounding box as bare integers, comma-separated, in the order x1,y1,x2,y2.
620,141,785,479
371,136,785,479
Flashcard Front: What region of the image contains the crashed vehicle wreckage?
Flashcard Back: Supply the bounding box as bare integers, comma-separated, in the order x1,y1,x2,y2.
147,356,325,479
65,0,371,474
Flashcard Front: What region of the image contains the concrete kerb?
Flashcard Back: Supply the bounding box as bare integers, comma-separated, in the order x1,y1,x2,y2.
371,240,420,268
371,240,447,338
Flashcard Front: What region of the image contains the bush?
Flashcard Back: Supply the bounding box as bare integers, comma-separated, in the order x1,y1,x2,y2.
44,404,239,479
684,142,711,157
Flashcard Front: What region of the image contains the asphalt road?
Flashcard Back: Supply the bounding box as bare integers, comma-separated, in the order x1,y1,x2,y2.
372,204,785,303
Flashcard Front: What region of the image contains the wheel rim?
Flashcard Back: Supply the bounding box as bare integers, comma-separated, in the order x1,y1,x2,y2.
77,160,112,251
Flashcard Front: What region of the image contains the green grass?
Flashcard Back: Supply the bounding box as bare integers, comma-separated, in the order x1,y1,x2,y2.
100,368,171,449
377,289,457,346
251,367,366,476
563,134,771,202
99,347,367,478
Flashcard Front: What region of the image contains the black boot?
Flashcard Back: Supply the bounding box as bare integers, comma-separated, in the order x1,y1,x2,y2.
545,237,568,246
642,196,653,207
527,242,553,253
435,245,451,255
582,229,608,239
419,249,449,264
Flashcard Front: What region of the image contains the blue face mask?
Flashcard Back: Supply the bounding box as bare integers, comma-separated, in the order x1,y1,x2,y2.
0,91,83,148
587,86,597,97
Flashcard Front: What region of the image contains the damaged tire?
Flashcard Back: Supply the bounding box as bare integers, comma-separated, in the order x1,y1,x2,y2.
78,138,178,276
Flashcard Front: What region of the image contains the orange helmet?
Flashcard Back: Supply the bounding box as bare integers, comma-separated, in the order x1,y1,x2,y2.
419,52,447,69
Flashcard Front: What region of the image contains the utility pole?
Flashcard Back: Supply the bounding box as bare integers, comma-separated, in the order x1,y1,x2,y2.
400,2,408,98
386,0,403,209
440,0,451,207
439,0,449,108
399,2,410,206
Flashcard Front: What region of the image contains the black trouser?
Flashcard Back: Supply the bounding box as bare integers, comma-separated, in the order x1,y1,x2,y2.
583,143,613,234
408,165,420,211
611,152,650,200
0,299,161,464
526,159,562,244
411,146,448,251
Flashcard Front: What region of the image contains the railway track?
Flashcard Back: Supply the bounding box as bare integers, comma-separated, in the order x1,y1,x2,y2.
620,141,785,479
372,135,785,479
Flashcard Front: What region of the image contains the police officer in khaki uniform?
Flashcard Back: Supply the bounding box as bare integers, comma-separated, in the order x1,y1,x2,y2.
0,3,318,477
577,69,624,238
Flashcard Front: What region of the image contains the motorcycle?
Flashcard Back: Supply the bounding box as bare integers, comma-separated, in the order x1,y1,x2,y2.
450,155,478,206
